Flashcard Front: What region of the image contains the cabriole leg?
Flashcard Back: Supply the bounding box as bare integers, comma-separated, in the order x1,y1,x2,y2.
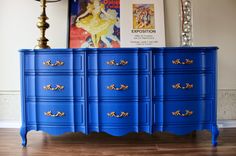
20,127,27,147
211,125,219,147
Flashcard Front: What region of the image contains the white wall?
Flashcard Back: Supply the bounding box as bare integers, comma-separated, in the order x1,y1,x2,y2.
0,0,68,91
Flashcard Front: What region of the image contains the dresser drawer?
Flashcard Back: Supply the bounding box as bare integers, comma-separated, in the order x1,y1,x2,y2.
87,53,138,72
27,101,75,125
88,101,149,125
164,52,201,70
24,51,84,73
153,50,216,71
87,51,150,72
154,100,212,124
25,74,75,98
24,53,71,72
88,75,150,99
88,75,140,99
153,73,214,98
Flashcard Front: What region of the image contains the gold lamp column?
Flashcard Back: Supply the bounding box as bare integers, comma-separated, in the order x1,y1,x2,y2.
35,0,61,49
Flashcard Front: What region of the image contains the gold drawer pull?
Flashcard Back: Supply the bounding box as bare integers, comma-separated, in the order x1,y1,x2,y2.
107,84,128,91
172,59,193,65
172,83,193,89
43,84,64,91
172,110,193,117
107,112,129,118
43,60,64,66
106,60,128,66
44,111,65,117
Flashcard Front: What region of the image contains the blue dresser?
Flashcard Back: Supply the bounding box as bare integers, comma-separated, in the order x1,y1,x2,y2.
19,47,219,146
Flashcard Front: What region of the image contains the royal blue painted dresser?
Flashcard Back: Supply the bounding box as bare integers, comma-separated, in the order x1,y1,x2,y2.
19,47,219,146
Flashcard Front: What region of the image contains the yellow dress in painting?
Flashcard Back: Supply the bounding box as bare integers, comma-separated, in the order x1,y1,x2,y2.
76,3,116,47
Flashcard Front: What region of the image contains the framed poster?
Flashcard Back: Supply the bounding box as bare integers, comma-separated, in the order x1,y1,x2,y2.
68,0,165,48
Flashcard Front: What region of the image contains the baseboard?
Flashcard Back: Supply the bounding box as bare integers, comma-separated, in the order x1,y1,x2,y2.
0,120,236,129
0,121,21,128
0,90,20,95
217,120,236,128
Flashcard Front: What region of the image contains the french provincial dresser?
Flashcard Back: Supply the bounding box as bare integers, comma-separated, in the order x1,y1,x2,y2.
19,47,219,146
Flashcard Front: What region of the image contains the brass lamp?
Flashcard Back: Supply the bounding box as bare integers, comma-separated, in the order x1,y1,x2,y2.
35,0,61,49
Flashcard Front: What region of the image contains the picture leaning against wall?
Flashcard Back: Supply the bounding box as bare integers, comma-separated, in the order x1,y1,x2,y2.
68,0,165,48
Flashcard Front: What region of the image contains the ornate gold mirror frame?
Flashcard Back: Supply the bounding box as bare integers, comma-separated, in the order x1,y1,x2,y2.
180,0,193,46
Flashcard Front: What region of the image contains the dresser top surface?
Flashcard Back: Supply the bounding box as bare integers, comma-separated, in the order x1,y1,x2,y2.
19,47,218,53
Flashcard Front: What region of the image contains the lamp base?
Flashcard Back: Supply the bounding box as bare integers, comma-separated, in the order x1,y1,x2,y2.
35,0,50,49
34,45,50,49
35,37,50,49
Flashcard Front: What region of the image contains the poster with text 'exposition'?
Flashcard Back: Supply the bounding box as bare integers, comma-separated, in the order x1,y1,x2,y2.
69,0,165,48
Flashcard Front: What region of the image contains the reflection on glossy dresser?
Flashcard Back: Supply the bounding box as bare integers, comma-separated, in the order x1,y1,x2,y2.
19,47,219,147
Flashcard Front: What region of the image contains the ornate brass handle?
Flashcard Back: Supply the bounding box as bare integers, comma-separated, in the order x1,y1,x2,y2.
172,59,193,65
43,84,64,91
43,60,64,66
44,111,65,117
172,110,193,117
106,60,128,66
172,83,193,89
107,84,128,91
107,112,129,118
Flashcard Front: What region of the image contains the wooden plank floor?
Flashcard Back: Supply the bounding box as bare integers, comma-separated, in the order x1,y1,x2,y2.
0,128,236,156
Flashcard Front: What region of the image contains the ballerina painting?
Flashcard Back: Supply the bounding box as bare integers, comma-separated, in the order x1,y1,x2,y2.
69,0,120,48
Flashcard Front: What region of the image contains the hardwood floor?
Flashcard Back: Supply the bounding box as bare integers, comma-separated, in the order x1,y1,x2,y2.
0,128,236,156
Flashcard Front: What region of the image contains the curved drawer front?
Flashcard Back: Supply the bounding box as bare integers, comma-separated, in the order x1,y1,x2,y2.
24,53,77,72
88,75,139,99
87,53,147,72
153,73,214,98
164,52,201,70
154,100,212,124
88,102,148,125
153,51,216,71
25,75,75,98
27,102,75,125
